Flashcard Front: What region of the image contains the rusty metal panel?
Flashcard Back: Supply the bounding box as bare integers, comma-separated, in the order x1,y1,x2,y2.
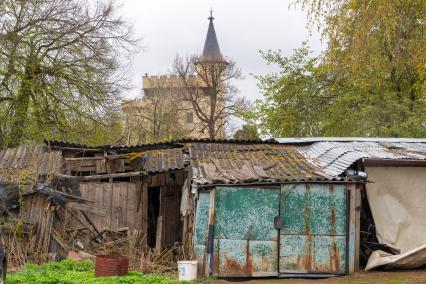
213,187,279,277
217,239,248,277
193,192,211,274
215,239,279,277
194,192,211,246
249,240,279,276
279,184,347,275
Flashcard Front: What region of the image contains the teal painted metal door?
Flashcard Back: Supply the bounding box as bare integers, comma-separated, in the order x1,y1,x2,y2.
193,192,212,274
213,187,280,277
279,184,347,275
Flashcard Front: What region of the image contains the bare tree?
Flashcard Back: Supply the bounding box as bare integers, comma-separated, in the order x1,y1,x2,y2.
0,0,139,147
174,55,246,139
122,76,190,145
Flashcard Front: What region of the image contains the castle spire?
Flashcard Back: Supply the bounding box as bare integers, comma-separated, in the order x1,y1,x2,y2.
201,9,223,62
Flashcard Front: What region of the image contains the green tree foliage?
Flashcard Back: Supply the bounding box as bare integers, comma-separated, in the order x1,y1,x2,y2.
0,0,138,147
233,124,260,140
245,0,425,137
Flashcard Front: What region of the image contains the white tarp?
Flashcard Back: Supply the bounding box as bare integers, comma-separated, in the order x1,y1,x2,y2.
365,166,426,270
366,244,426,271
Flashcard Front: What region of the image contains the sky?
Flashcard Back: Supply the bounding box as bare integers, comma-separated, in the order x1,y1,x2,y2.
120,0,325,102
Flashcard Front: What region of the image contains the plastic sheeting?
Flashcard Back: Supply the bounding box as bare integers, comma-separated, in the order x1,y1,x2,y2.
365,167,426,270
0,182,20,215
366,244,426,271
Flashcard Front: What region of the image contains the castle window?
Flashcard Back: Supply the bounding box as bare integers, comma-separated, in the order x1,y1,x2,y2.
186,112,193,123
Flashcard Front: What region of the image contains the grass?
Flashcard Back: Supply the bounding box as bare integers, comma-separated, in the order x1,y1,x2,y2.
6,259,188,284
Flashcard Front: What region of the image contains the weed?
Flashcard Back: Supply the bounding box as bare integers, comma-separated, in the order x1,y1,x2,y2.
6,259,189,284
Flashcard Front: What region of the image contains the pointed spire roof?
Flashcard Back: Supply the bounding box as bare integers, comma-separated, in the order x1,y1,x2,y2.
201,9,223,62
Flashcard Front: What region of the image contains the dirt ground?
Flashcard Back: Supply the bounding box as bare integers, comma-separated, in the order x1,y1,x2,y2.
216,270,426,284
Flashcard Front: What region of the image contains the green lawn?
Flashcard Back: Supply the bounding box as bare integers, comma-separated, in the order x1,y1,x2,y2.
6,259,187,284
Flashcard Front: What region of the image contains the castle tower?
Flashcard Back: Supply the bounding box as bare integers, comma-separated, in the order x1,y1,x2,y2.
201,10,224,62
123,10,228,145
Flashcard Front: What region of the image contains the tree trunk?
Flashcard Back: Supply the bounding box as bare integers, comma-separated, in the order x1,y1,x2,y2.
208,119,215,139
9,65,33,147
208,87,217,139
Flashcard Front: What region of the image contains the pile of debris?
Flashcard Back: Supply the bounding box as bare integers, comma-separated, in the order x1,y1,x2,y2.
0,177,181,274
0,145,182,274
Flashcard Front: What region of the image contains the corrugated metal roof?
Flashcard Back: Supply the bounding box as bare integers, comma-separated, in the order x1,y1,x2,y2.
273,137,426,144
296,141,426,176
189,142,340,185
46,140,94,149
129,147,186,174
46,138,273,153
0,145,62,184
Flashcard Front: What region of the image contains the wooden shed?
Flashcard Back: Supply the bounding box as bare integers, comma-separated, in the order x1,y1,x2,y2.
48,141,188,250
188,142,362,278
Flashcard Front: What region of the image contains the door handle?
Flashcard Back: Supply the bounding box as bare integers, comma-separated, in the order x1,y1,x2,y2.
274,216,283,229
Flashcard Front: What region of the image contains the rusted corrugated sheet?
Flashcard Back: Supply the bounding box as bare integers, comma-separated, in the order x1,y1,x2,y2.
0,145,62,184
104,138,276,151
274,137,426,144
129,147,186,174
295,141,426,176
189,143,337,185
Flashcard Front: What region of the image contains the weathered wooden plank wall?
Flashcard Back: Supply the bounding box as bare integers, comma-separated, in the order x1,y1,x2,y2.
79,182,145,232
76,171,186,249
23,193,54,254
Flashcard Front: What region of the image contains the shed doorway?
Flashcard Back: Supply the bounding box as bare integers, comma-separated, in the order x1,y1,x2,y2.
210,184,348,278
147,186,160,248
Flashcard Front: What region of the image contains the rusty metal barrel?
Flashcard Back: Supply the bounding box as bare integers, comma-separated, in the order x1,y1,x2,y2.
95,255,129,277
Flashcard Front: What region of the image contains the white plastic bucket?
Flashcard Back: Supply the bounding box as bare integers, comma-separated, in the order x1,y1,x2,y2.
177,260,197,281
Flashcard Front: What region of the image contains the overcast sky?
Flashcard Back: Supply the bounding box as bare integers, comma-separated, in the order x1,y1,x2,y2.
121,0,324,102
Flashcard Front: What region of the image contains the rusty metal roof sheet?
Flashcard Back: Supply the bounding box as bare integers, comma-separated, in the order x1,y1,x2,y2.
273,137,426,144
46,138,273,153
0,145,62,185
295,141,426,176
130,147,186,174
188,142,341,185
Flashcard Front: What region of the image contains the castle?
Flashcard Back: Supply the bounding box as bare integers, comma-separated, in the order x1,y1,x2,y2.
122,12,227,145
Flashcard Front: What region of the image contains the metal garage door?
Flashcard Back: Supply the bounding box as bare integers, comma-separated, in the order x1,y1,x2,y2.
279,184,347,276
209,184,348,277
213,187,280,277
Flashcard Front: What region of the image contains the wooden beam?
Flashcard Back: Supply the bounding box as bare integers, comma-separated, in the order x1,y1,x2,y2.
51,146,103,152
64,155,128,161
348,183,360,274
155,215,163,253
81,211,104,240
355,183,362,272
363,158,426,167
80,171,142,181
65,202,107,216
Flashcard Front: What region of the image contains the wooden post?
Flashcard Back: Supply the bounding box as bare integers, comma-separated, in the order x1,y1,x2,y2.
141,179,148,247
155,216,163,253
207,189,216,276
355,183,362,272
348,183,361,273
